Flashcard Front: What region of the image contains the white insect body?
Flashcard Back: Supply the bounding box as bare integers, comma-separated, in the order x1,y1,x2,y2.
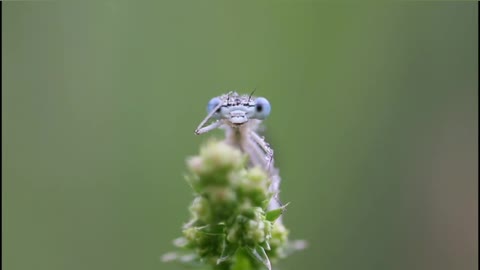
195,91,282,213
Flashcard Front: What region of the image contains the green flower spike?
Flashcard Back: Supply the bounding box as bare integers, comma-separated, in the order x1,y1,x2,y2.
163,140,306,270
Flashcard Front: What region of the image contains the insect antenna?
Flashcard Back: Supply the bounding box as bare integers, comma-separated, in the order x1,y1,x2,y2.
248,88,257,102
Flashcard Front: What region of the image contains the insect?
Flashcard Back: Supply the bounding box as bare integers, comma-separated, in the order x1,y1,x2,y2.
194,91,282,213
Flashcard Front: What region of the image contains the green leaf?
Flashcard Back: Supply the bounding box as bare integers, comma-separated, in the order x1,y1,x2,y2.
216,241,238,265
262,240,271,251
265,202,290,222
244,245,271,270
195,223,225,235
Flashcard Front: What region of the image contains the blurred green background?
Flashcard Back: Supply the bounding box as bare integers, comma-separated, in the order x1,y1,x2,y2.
2,2,477,270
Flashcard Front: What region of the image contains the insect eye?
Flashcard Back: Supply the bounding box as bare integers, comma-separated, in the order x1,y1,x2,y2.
253,97,271,119
207,97,222,114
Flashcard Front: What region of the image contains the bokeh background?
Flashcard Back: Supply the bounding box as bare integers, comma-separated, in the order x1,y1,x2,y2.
3,2,477,270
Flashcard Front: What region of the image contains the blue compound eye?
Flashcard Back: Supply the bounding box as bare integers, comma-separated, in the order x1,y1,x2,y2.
207,97,222,114
254,97,271,119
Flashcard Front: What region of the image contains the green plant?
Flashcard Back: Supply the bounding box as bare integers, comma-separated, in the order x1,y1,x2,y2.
163,140,305,270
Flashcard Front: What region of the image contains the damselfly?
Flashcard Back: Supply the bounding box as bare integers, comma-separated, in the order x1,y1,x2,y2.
194,91,282,213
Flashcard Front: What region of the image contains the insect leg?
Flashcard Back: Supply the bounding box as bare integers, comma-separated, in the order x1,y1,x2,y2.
249,131,274,168
244,136,269,168
195,121,223,135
